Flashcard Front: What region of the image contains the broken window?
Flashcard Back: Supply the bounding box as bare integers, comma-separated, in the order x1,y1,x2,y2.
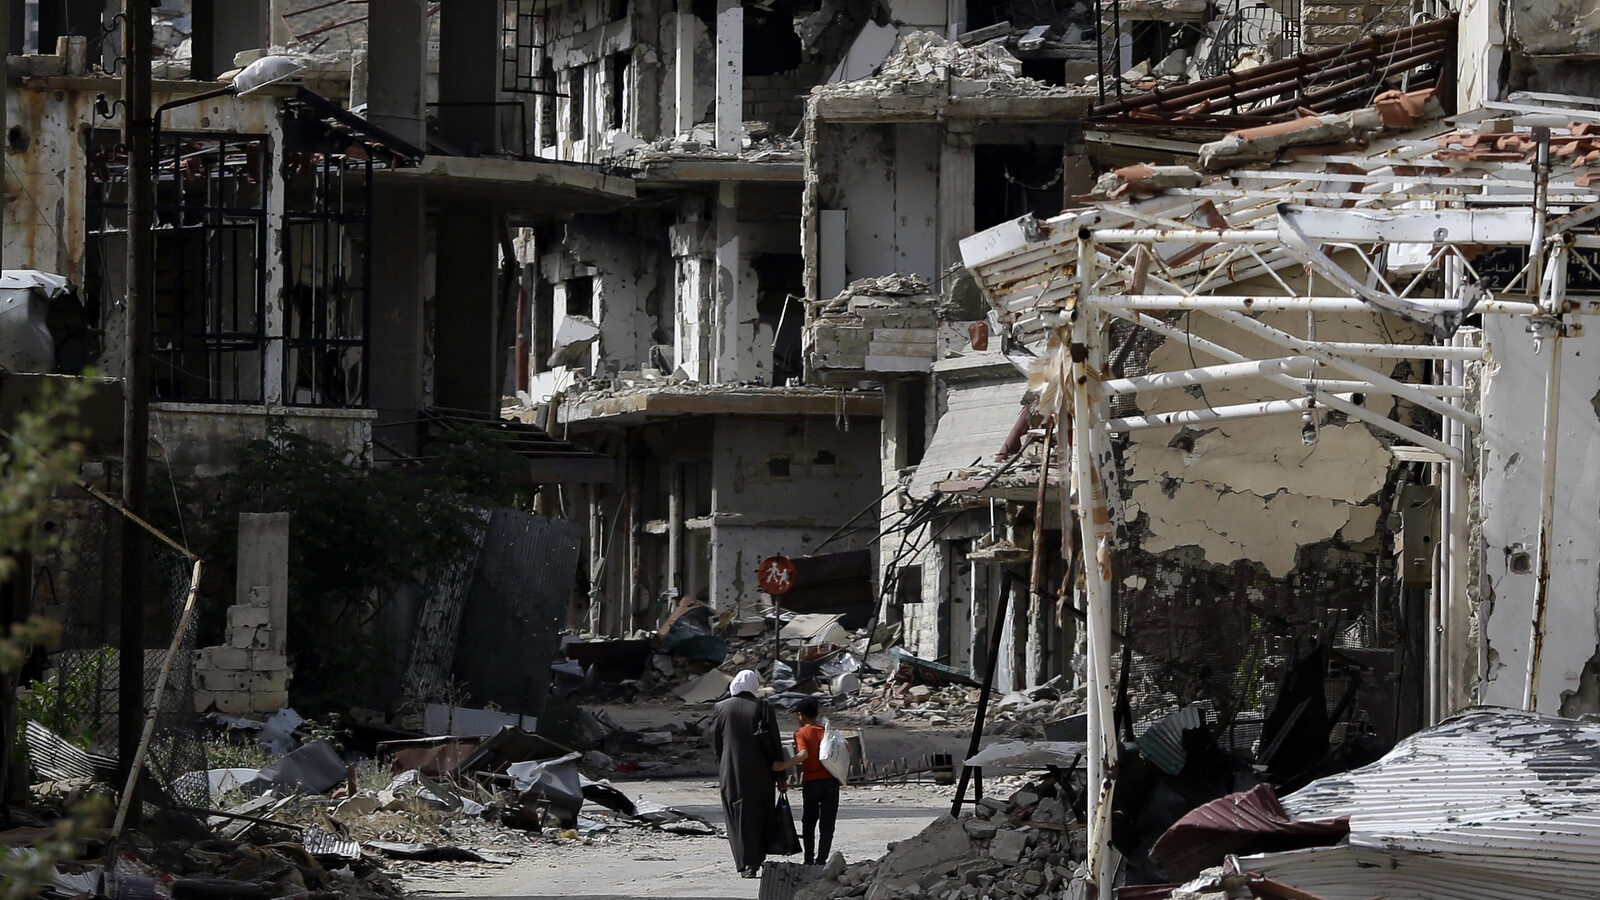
280,141,373,408
609,52,631,131
85,130,271,404
533,279,555,374
565,275,594,317
568,66,586,142
974,144,1066,231
904,377,927,467
753,253,803,386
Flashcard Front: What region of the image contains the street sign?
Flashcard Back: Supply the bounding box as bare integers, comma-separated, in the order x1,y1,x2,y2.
758,555,796,595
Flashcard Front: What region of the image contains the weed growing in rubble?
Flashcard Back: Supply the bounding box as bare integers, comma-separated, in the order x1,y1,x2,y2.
164,417,532,713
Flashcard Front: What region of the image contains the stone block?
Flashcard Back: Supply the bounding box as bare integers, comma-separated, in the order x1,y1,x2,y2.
248,649,290,672
990,829,1028,865
202,646,253,670
192,689,218,713
212,692,255,715
250,689,290,711
227,603,272,630
229,625,270,650
200,669,248,693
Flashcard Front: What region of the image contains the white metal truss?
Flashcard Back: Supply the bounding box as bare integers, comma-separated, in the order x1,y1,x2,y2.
960,95,1600,900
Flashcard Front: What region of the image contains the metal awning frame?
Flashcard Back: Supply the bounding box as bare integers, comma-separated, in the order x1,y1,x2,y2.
963,99,1600,900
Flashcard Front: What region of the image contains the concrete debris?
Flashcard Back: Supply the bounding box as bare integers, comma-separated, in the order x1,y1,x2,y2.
1092,164,1204,200
797,774,1086,900
815,30,1077,99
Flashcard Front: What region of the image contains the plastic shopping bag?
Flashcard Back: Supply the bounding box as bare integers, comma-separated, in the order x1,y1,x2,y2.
819,718,850,785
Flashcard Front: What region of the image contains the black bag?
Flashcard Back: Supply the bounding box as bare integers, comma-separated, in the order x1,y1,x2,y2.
765,795,801,856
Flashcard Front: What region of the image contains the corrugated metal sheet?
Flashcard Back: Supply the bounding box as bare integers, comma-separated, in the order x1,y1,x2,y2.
1234,708,1600,899
906,375,1030,499
24,720,118,782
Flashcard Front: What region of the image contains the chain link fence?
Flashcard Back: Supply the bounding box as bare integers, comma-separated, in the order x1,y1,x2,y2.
23,512,208,812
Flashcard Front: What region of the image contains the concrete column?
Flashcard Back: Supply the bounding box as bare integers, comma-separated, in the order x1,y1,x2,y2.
236,513,290,651
675,12,695,134
269,0,289,46
713,182,741,382
366,0,428,148
714,0,742,153
937,124,975,278
433,204,500,413
369,183,428,450
191,0,269,80
439,0,501,155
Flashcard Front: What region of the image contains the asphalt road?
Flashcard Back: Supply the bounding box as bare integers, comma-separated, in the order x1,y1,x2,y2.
402,777,951,900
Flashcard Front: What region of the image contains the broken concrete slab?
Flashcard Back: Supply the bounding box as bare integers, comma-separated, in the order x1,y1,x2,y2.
863,813,973,900
676,668,734,703
423,703,536,737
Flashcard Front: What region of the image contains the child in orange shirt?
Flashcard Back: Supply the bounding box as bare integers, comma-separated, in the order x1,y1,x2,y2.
772,697,839,865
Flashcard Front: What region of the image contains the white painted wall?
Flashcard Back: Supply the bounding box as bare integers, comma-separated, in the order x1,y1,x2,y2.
1478,317,1600,714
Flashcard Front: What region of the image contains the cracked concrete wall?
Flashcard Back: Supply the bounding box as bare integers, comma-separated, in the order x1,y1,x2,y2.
707,416,880,616
812,122,941,291
1478,316,1600,714
1122,306,1416,578
560,214,669,375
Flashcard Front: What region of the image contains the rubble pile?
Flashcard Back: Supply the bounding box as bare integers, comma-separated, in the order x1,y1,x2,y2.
815,30,1074,98
615,124,804,171
796,773,1084,900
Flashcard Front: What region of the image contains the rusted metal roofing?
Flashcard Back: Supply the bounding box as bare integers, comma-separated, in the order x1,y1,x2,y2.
1232,708,1600,900
1091,17,1455,128
1150,784,1348,882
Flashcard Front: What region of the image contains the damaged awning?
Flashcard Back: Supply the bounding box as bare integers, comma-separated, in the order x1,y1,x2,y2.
907,358,1033,501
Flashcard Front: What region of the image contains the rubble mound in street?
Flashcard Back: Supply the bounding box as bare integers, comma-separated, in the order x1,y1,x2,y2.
798,773,1083,900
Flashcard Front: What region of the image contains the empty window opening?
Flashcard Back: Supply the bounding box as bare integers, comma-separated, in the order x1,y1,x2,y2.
1020,59,1068,86
904,377,927,468
753,253,804,385
814,450,835,465
569,66,586,141
768,456,791,477
743,3,802,76
974,144,1066,232
533,280,555,373
609,52,631,131
565,275,594,318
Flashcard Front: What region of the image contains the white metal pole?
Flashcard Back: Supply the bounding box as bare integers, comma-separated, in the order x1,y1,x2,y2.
1074,236,1116,900
1102,356,1314,395
1107,397,1323,432
1524,247,1565,711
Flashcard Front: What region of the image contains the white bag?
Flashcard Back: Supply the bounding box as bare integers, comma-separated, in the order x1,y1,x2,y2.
819,718,850,785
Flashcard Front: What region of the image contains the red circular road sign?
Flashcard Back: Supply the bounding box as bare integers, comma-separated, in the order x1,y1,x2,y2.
758,556,797,595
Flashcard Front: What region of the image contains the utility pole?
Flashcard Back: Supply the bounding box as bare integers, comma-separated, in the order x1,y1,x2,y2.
117,0,153,807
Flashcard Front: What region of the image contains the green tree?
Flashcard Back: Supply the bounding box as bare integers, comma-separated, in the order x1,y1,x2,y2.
1,376,108,896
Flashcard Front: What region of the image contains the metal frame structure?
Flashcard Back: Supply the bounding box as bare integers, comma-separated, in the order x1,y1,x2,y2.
151,130,272,404
961,93,1600,899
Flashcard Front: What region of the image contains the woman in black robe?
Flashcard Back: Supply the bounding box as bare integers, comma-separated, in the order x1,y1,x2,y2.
711,668,784,878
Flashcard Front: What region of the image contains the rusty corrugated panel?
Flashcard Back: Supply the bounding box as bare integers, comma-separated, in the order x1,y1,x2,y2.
1091,17,1454,123
1150,783,1348,882
1234,709,1600,899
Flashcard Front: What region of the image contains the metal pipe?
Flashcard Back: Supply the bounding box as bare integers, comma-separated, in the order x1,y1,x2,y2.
1206,308,1480,429
1315,342,1484,359
1104,307,1463,460
1525,129,1564,709
1307,379,1466,398
1091,294,1540,315
1093,228,1278,243
1103,356,1313,395
1075,235,1116,900
1106,396,1321,432
950,573,1016,818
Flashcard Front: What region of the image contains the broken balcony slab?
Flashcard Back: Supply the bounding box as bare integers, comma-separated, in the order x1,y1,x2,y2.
558,384,882,426
374,155,636,220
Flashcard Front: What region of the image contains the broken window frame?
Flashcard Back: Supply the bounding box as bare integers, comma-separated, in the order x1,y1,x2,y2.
501,0,549,95
280,144,374,409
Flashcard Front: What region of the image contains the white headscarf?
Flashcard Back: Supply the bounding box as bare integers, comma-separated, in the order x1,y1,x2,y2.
730,669,760,697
